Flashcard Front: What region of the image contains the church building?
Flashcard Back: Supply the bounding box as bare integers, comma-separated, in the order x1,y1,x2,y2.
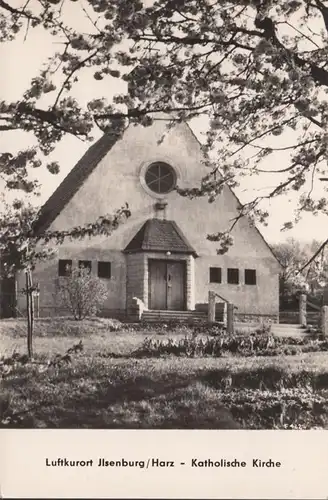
12,117,281,322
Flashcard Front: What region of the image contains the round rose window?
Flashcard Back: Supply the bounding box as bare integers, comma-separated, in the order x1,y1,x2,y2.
144,162,176,194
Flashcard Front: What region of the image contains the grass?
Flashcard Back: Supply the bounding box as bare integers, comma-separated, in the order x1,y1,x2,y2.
1,317,328,429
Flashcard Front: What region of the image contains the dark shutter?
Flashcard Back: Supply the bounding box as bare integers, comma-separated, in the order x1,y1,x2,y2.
98,261,111,279
227,268,239,284
209,267,222,283
245,269,256,285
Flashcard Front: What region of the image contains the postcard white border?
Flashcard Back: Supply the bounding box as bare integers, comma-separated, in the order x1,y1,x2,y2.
1,429,327,499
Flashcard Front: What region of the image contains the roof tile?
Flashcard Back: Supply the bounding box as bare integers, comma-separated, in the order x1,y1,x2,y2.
124,219,197,256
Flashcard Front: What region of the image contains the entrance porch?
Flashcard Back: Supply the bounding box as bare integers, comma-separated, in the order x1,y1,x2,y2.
123,218,198,317
125,252,195,316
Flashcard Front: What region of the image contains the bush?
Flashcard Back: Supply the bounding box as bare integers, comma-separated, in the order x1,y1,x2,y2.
132,333,328,358
220,387,328,429
55,266,109,320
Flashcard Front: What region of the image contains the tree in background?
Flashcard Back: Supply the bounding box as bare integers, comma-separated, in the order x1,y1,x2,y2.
272,238,328,307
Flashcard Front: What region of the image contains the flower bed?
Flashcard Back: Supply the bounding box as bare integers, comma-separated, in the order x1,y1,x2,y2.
132,333,328,358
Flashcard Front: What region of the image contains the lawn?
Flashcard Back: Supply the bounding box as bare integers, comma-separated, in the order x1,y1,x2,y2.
1,317,328,429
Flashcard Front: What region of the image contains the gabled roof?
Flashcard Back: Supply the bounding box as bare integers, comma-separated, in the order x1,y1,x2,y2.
34,130,124,234
33,118,281,268
124,218,198,257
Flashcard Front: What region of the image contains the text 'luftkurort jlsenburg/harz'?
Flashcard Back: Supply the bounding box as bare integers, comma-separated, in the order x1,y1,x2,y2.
45,457,282,468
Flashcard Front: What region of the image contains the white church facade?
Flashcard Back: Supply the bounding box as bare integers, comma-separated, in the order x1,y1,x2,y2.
14,117,281,322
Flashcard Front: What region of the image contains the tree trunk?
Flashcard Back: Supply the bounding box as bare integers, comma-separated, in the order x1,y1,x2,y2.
30,271,34,344
26,269,33,359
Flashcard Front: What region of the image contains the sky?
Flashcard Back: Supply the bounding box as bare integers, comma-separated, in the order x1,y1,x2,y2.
0,1,327,244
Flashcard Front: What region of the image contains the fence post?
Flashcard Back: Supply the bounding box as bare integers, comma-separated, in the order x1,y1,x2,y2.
299,293,307,327
36,292,40,319
321,306,328,336
208,291,216,323
227,303,234,335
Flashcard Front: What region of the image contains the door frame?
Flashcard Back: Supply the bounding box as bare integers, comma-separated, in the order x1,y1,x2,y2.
148,258,187,311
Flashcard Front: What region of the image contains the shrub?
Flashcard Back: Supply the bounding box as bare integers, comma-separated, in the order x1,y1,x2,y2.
126,322,226,336
55,266,108,320
132,333,328,358
219,387,328,429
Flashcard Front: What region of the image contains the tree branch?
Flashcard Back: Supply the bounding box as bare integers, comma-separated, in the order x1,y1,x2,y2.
135,32,254,51
0,0,38,21
94,102,212,121
256,14,328,88
298,237,328,273
0,125,18,131
15,103,89,138
52,49,99,110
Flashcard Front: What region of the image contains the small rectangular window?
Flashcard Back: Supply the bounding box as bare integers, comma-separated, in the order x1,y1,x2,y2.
78,260,92,273
245,269,256,285
98,261,111,279
209,267,222,283
58,259,72,277
227,268,239,284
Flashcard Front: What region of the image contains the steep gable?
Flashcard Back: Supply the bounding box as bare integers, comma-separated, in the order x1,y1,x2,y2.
35,130,123,234
34,117,281,268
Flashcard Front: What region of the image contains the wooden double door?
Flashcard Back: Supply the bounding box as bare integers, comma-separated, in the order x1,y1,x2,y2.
148,259,186,310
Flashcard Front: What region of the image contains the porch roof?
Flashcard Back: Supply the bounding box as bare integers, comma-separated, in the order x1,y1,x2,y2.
124,218,198,257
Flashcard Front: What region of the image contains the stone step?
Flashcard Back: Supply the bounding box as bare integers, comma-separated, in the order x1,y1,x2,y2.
140,314,312,334
234,322,304,328
279,313,320,325
142,310,207,316
142,317,208,321
141,310,209,323
141,314,208,318
233,322,310,337
272,331,309,337
272,324,305,329
271,325,308,337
